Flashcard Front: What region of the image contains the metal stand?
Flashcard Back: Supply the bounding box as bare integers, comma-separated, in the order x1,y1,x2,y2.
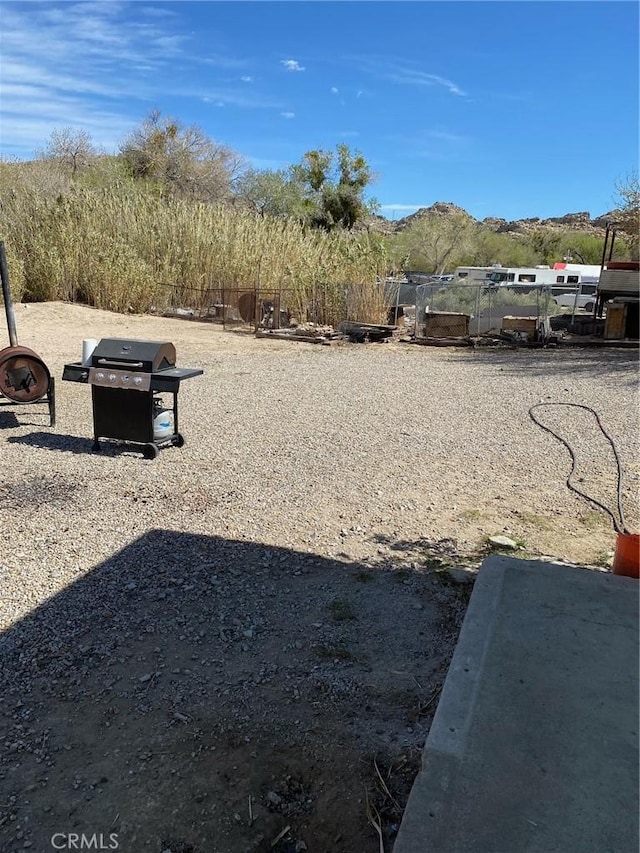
46,377,56,427
91,387,184,459
0,376,55,426
0,240,55,426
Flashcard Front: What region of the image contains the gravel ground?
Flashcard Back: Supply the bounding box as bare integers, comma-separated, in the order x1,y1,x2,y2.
0,302,638,852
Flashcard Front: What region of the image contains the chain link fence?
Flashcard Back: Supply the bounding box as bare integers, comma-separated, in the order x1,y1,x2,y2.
159,280,389,330
159,283,301,329
159,279,593,340
413,282,558,340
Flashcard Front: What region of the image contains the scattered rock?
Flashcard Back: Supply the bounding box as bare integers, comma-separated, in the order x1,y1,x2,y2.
488,535,519,551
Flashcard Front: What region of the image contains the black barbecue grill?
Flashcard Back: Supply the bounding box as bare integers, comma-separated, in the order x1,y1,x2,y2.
62,338,203,458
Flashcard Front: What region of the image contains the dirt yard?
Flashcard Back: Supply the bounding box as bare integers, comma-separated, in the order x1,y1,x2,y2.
0,303,637,853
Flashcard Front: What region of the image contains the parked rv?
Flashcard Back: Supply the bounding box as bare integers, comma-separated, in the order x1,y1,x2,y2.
453,263,600,293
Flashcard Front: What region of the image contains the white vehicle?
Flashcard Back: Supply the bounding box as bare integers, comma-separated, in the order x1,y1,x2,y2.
552,262,601,281
553,282,598,312
453,263,600,290
453,265,501,285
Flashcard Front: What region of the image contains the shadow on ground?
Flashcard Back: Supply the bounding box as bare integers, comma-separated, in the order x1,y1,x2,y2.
0,531,471,853
7,432,105,455
0,410,20,429
0,404,52,430
447,347,639,382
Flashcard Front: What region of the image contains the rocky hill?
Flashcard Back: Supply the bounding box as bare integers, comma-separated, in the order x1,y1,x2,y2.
366,201,617,236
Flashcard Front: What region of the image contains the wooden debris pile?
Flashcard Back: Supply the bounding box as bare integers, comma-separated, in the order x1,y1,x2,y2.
255,322,342,344
408,335,474,347
339,321,397,343
256,320,400,345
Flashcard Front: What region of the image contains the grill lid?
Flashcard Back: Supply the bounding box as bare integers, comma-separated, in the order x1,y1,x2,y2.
91,339,176,373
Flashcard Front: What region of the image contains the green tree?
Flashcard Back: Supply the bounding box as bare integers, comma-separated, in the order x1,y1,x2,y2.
524,228,564,265
387,212,475,273
464,227,539,268
234,168,307,219
120,110,244,202
291,144,376,230
554,231,605,265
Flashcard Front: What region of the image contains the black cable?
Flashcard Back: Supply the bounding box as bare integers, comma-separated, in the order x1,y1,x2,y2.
528,402,629,535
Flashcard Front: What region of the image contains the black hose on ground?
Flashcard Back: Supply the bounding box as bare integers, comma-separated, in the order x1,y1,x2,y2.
528,402,629,535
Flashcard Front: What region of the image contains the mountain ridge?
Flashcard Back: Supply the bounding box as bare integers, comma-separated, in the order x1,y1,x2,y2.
367,201,617,236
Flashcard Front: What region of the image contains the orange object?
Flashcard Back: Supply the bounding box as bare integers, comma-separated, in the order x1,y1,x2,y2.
612,533,640,578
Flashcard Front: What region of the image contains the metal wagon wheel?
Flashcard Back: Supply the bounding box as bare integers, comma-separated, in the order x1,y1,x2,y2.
0,345,51,403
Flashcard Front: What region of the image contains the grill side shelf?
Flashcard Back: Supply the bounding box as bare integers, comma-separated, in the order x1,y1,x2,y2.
150,367,204,392
155,367,204,380
62,362,90,383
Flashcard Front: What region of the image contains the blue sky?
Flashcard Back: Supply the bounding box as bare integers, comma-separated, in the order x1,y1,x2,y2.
0,1,638,220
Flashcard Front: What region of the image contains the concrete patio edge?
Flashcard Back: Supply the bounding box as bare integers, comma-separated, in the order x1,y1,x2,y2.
394,556,640,853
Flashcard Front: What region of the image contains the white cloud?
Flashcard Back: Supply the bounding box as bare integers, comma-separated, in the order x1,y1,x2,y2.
424,74,466,97
280,112,295,119
352,56,467,98
331,87,339,94
281,59,305,72
386,68,466,97
0,111,133,155
241,75,253,83
0,3,275,157
196,89,280,109
379,204,430,212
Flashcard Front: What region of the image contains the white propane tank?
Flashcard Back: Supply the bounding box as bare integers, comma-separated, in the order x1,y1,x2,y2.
153,397,173,440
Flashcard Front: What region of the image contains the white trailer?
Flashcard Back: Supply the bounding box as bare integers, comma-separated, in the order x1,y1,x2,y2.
453,264,600,289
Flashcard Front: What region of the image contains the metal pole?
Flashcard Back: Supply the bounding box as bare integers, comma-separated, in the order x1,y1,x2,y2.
0,241,18,347
599,225,610,272
395,280,400,326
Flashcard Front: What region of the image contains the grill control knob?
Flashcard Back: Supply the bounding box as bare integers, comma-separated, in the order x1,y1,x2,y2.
96,371,104,381
108,373,117,382
122,374,130,384
133,376,143,385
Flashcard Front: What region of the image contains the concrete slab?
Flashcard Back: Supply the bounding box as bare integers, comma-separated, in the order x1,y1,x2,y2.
394,556,639,853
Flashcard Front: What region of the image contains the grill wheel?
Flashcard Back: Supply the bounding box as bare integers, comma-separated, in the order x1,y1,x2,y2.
0,345,51,403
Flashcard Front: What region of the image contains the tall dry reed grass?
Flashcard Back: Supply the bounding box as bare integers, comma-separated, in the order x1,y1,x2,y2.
0,169,389,325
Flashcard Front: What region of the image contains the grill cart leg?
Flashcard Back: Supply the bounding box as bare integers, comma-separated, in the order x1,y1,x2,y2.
47,376,56,427
172,391,179,435
171,390,185,447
